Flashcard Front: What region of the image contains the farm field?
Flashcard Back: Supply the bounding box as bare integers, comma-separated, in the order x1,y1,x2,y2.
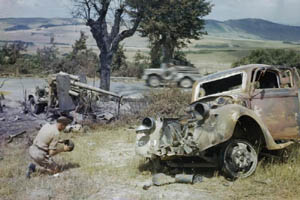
1,21,299,74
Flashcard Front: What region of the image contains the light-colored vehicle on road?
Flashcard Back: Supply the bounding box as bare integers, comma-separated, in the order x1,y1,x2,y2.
142,63,202,88
136,64,300,179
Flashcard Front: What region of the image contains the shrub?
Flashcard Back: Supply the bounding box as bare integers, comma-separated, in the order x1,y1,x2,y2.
142,87,191,118
115,87,192,127
112,50,150,78
232,49,300,68
112,44,127,72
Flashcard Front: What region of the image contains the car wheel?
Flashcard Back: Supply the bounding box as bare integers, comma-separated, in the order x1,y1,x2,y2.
29,97,36,113
34,104,44,114
179,77,193,88
147,75,161,87
221,139,258,179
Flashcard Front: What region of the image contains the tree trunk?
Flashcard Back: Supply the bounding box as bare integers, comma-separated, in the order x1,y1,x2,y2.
150,42,162,68
0,100,2,113
161,36,174,63
99,52,113,91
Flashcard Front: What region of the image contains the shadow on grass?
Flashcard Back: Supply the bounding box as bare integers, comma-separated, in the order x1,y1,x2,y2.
138,159,218,179
61,162,80,171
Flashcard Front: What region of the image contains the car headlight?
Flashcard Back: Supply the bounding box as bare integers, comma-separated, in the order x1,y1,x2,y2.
189,102,210,120
136,117,156,134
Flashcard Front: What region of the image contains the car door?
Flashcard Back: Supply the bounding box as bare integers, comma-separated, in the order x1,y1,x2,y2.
250,68,300,140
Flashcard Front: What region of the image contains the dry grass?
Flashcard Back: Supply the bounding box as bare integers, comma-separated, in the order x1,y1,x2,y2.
142,87,191,118
0,128,149,200
221,144,300,200
2,125,300,199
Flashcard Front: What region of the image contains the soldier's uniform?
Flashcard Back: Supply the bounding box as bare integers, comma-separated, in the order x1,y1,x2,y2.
29,123,62,172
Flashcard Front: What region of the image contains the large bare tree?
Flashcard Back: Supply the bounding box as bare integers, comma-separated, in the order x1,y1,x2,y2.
72,0,146,91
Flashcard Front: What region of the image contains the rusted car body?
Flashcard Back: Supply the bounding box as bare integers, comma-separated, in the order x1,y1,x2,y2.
136,64,300,178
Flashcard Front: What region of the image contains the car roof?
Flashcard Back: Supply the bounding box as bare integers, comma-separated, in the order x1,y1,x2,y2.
196,64,272,83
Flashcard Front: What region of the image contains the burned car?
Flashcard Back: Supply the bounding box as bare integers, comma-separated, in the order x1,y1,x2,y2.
136,64,299,178
143,63,202,88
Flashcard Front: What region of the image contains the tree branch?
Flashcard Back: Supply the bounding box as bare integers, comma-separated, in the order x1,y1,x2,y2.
91,0,110,23
110,7,124,44
111,10,142,53
84,0,91,20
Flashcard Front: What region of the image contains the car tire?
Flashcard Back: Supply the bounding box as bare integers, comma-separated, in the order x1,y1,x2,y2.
147,75,161,87
29,97,36,113
179,77,193,88
34,104,44,114
220,139,258,179
29,97,44,114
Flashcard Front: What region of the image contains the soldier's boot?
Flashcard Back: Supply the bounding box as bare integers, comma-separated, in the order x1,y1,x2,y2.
26,163,36,179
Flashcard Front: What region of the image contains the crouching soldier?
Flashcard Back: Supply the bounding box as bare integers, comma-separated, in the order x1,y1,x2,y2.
26,116,74,178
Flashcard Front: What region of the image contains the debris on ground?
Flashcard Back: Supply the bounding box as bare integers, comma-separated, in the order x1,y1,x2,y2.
0,72,147,141
0,98,43,140
6,130,27,144
26,72,124,124
143,173,203,190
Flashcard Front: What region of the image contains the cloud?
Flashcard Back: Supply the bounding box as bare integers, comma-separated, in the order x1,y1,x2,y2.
207,0,300,25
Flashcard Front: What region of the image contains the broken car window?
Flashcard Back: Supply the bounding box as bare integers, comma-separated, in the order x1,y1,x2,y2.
253,70,279,89
280,70,293,88
201,73,243,96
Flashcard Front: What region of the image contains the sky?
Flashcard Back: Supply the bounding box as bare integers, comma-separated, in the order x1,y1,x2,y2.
0,0,300,26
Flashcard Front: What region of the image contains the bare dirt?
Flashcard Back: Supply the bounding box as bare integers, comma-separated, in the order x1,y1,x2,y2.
0,99,45,141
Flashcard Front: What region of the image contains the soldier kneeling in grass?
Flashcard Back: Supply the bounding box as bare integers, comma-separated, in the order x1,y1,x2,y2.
26,116,74,178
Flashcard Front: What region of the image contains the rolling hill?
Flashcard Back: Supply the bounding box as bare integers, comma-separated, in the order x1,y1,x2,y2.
205,18,300,42
0,17,300,45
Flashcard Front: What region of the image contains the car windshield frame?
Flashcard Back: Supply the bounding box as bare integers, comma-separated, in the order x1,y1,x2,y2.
192,71,247,101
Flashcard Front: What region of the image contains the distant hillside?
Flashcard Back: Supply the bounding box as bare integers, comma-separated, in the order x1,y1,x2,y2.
1,17,300,42
0,18,83,30
4,25,30,31
205,18,300,42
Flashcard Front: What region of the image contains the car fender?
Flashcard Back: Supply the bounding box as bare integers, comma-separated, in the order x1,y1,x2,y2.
193,104,293,151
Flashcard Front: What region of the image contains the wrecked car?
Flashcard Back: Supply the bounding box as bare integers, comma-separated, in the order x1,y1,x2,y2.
136,64,300,178
143,63,202,88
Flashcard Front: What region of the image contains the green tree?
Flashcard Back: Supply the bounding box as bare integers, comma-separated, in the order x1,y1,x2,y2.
111,44,127,72
50,33,98,76
233,49,300,68
36,37,59,72
1,42,27,64
139,0,212,63
149,42,162,68
71,31,88,57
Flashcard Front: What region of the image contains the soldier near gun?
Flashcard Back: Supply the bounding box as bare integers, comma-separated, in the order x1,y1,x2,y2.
26,116,74,178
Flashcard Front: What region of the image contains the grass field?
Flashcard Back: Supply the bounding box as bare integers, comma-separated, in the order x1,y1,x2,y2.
123,35,300,74
1,125,300,200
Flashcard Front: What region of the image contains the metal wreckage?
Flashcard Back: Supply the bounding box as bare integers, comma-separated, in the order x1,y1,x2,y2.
27,72,122,120
136,64,300,179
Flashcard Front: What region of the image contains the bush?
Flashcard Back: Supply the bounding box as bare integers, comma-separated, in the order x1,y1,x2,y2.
232,49,300,68
173,51,194,66
142,87,191,118
112,44,127,72
112,50,150,78
116,87,192,127
112,63,145,78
